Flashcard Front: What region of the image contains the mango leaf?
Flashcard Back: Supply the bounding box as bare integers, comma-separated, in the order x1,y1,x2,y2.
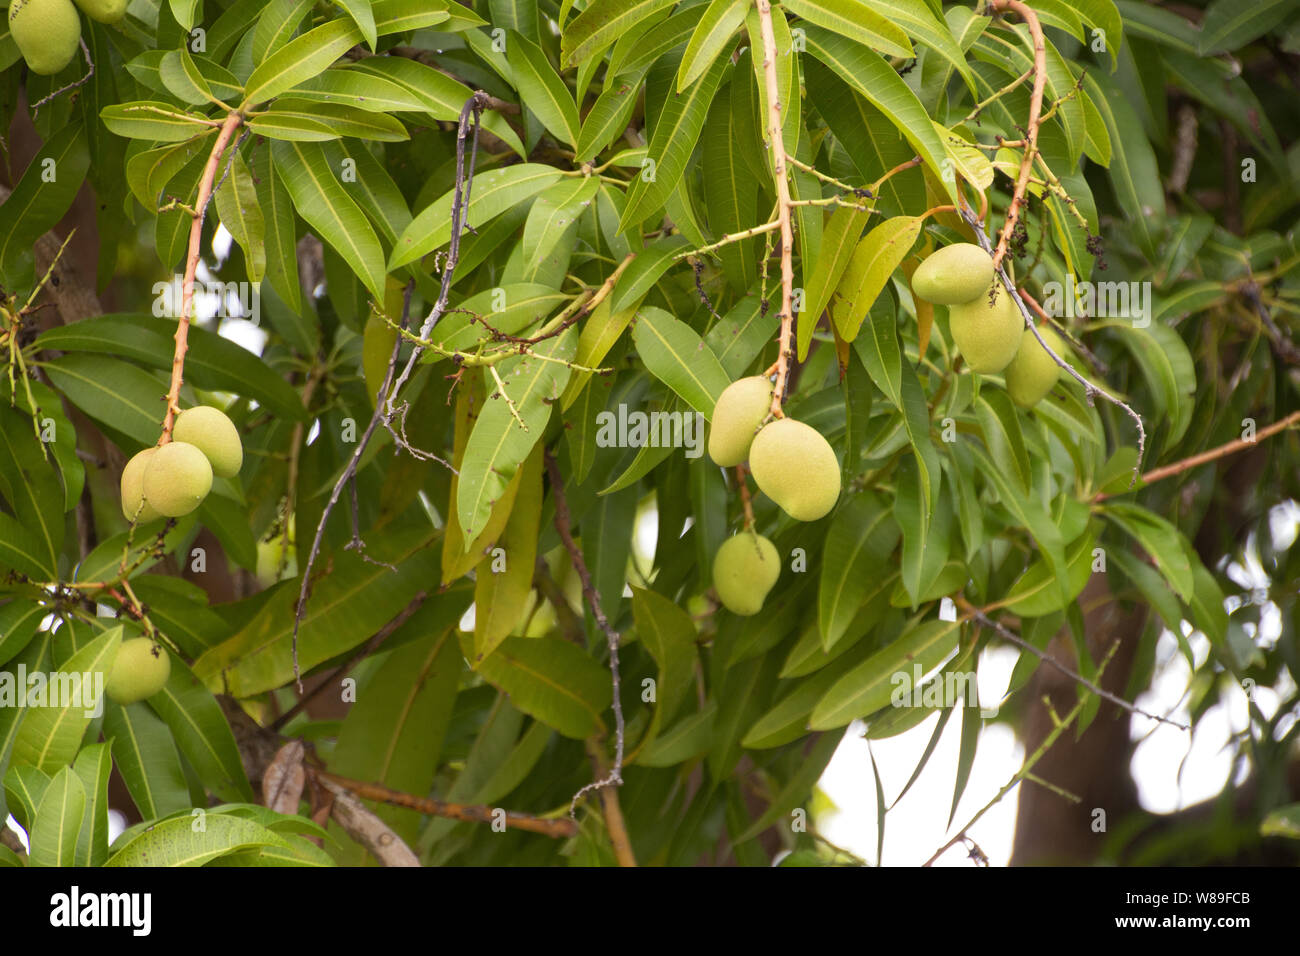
781,0,912,58
810,619,962,730
106,814,286,867
462,634,611,738
831,215,922,342
243,18,365,106
0,124,89,285
1102,501,1194,602
214,151,266,281
802,25,958,202
0,407,64,579
271,139,387,300
458,330,577,540
390,165,563,269
631,586,698,753
609,235,691,314
508,32,580,147
631,307,730,418
70,743,112,867
28,768,85,868
193,527,444,696
148,657,253,803
474,447,543,661
562,0,679,67
677,0,748,91
100,102,215,142
10,626,122,775
102,702,192,819
818,493,900,650
800,204,870,360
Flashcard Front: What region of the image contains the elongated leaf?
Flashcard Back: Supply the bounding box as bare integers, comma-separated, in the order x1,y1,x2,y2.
0,125,89,284
782,0,912,58
800,204,870,360
70,743,112,867
148,657,253,803
1198,0,1292,55
462,634,611,738
810,620,961,729
631,307,731,417
106,814,285,867
11,627,122,775
250,100,410,141
458,330,577,540
474,447,543,661
271,139,387,300
831,216,922,342
100,102,215,142
508,32,580,148
677,0,747,91
391,164,563,269
818,494,900,650
0,407,63,579
28,768,85,868
562,0,678,67
243,18,365,106
214,151,266,281
102,701,192,819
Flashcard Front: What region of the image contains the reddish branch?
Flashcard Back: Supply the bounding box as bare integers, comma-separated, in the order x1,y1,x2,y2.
989,0,1047,271
160,110,244,442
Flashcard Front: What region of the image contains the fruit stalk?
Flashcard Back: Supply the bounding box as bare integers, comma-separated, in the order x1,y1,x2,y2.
160,110,244,444
754,0,795,418
989,0,1047,271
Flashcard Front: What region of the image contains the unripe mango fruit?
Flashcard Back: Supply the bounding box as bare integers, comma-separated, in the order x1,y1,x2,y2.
708,376,773,466
9,0,82,76
712,532,780,616
142,441,213,517
947,284,1024,374
911,243,995,305
1005,326,1068,408
120,448,162,523
749,418,841,522
173,405,243,478
105,637,171,705
71,0,124,23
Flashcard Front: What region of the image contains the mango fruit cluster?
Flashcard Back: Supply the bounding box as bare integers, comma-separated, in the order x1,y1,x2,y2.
120,406,243,523
706,377,842,615
912,242,1069,407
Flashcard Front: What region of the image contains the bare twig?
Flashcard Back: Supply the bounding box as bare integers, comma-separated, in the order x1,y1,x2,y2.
958,599,1187,730
544,450,627,819
1093,410,1300,502
160,110,244,442
29,38,94,117
315,770,578,839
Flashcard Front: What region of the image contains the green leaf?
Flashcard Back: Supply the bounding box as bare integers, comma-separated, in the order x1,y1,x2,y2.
106,814,285,867
193,528,448,697
508,32,580,148
620,53,728,229
463,634,611,738
1198,0,1292,55
810,619,962,730
800,204,870,360
159,49,219,106
631,307,731,417
1082,73,1163,258
251,145,304,317
609,235,691,313
456,332,575,539
335,0,379,49
831,215,922,342
148,657,254,804
102,702,192,819
271,139,387,301
70,743,112,867
214,151,266,281
3,763,49,832
0,124,89,285
562,0,678,67
1002,525,1098,617
1260,803,1300,840
734,730,841,841
513,176,599,286
243,18,365,106
704,294,778,380
974,390,1031,496
474,448,543,661
0,407,64,579
28,767,85,868
781,0,912,58
818,494,900,650
34,315,305,422
11,627,122,775
373,0,458,34
100,102,215,142
249,99,410,141
802,25,958,203
631,586,698,743
677,0,748,91
576,69,645,162
390,164,563,269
